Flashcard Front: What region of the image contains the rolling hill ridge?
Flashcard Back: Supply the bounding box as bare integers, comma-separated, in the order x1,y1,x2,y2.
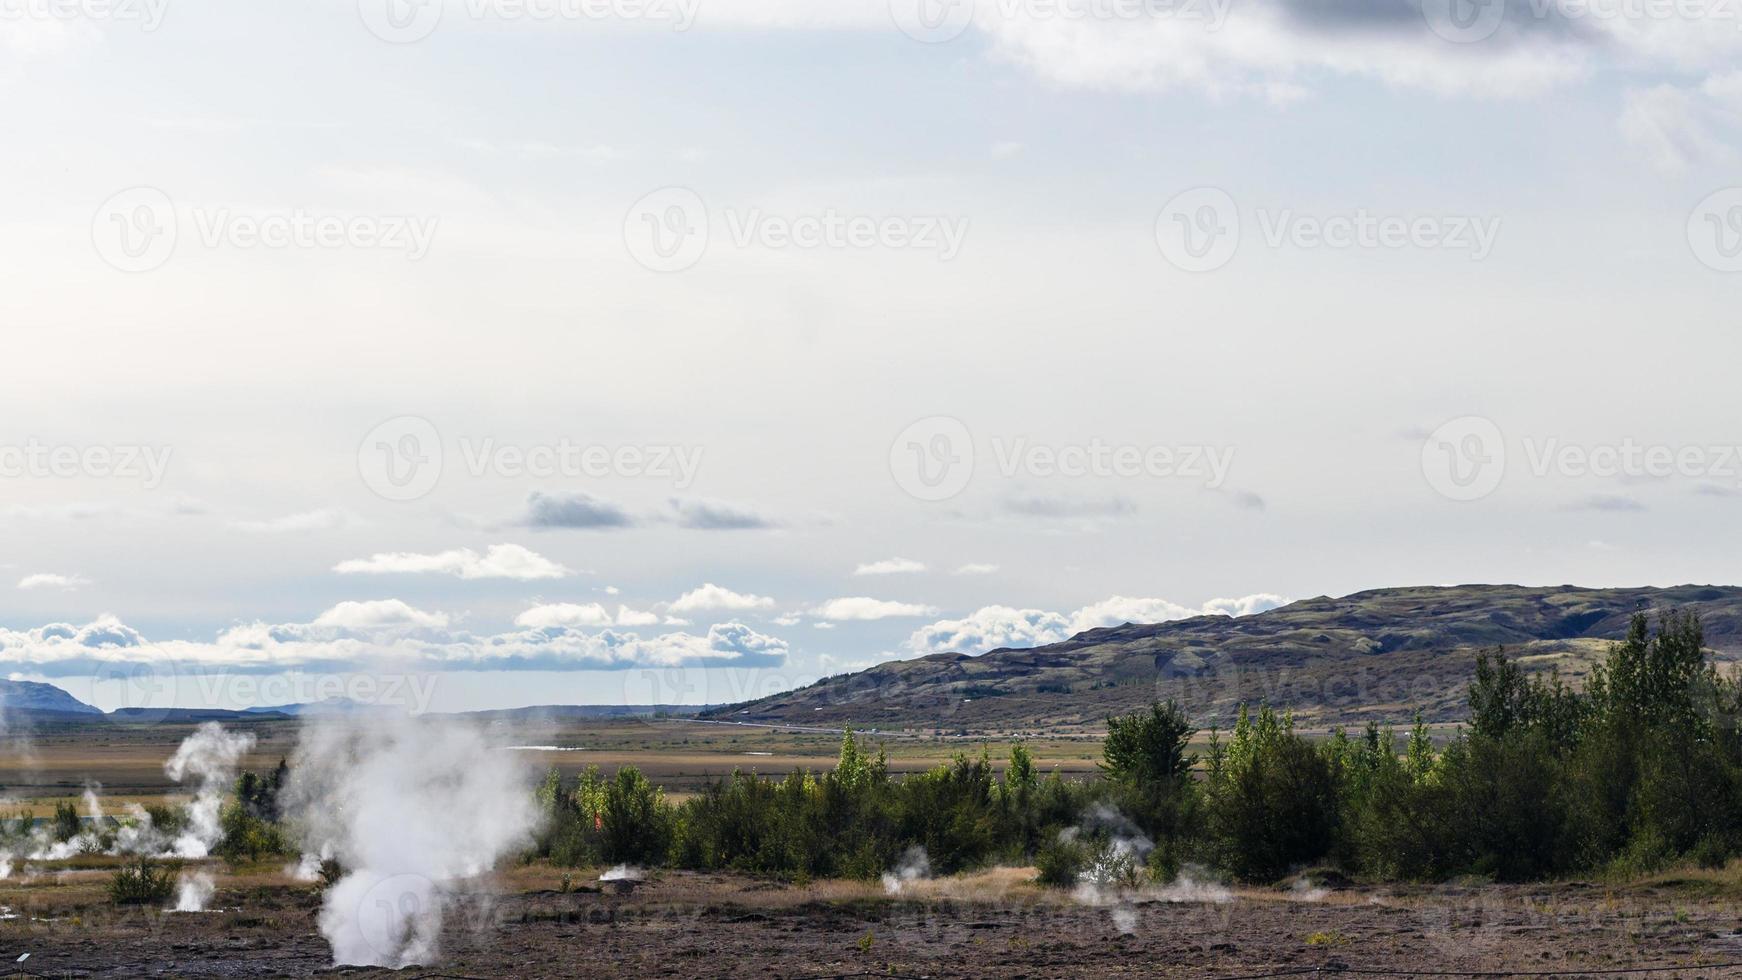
710,584,1742,733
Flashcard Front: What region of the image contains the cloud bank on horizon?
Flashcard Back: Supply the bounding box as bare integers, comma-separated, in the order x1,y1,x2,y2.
0,591,1289,677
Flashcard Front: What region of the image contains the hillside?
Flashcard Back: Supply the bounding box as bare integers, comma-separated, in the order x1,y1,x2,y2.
711,584,1742,734
0,678,102,717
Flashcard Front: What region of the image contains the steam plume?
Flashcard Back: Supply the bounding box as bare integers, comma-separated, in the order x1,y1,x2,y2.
281,716,538,968
163,722,255,858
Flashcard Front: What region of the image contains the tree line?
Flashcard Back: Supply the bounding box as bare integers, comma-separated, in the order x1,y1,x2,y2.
530,611,1742,883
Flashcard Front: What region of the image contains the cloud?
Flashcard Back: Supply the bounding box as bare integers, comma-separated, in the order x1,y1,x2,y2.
312,600,451,631
231,509,364,533
908,592,1287,655
973,0,1601,102
1225,490,1267,511
334,544,571,581
665,497,777,530
953,563,1000,576
1565,494,1646,512
1201,594,1290,617
521,491,637,529
669,583,776,613
854,558,927,576
0,608,788,674
613,605,661,626
514,602,613,628
1002,494,1136,519
813,597,940,621
1618,82,1737,173
17,573,90,591
515,602,660,628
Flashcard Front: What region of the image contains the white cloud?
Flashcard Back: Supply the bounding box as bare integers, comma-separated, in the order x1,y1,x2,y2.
813,597,940,621
334,544,571,581
514,602,613,628
614,605,661,626
907,605,1071,656
1201,594,1289,617
516,602,660,628
853,558,926,575
953,563,1000,576
17,573,90,591
231,509,364,533
908,593,1288,655
312,599,450,631
669,583,775,613
1618,82,1734,173
0,609,788,673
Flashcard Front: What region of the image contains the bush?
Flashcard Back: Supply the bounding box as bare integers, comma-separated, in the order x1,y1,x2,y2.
1034,832,1088,887
1204,706,1339,881
109,856,178,905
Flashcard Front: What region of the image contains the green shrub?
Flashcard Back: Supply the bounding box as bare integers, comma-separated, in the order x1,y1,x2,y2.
109,856,178,905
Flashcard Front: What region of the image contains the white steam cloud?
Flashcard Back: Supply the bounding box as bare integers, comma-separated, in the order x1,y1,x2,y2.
163,723,255,858
881,846,931,895
281,716,539,968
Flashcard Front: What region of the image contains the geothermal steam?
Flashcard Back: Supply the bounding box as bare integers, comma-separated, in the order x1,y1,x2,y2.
164,722,256,858
881,846,931,895
281,716,538,968
175,870,216,911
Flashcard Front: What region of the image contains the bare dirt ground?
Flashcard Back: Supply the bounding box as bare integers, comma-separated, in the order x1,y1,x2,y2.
5,863,1742,978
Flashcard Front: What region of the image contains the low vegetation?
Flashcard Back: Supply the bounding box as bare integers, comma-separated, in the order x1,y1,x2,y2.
529,610,1742,885
108,855,178,904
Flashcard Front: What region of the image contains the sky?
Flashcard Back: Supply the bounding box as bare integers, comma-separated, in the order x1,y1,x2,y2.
2,0,1741,713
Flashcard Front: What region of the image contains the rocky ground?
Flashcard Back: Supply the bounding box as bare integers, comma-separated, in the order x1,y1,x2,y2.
5,865,1742,978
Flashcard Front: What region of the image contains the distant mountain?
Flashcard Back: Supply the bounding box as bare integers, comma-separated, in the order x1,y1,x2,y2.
0,679,102,716
711,584,1742,733
241,697,391,717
